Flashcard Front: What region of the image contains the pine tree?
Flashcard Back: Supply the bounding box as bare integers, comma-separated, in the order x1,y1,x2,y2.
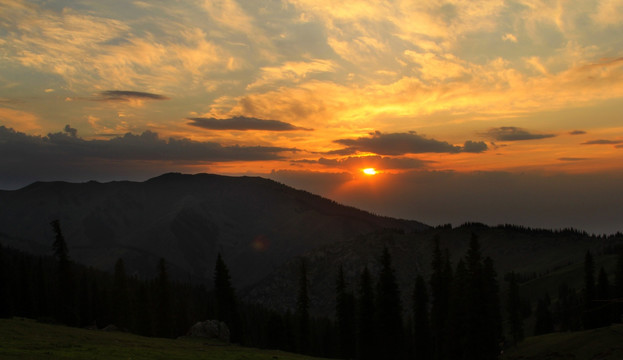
463,233,485,360
296,259,310,354
375,247,403,359
413,274,431,360
507,272,524,344
112,258,129,330
214,253,241,342
447,259,467,360
555,282,581,332
596,267,612,327
155,258,172,338
614,250,623,322
583,250,596,329
0,244,8,318
335,265,356,359
357,266,376,360
51,219,75,325
429,237,452,360
482,257,502,360
534,294,554,335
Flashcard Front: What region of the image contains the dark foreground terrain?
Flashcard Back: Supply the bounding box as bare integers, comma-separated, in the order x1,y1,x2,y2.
0,317,331,360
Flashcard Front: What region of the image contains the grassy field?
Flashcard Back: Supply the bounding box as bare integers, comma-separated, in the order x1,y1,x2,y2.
0,318,331,360
503,323,623,360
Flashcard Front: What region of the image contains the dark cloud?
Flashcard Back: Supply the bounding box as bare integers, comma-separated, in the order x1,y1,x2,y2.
63,124,77,137
321,148,358,156
187,116,313,131
484,127,556,141
581,139,623,145
98,90,169,101
462,140,488,153
303,155,430,170
333,131,487,155
569,130,586,135
0,126,295,189
558,157,589,161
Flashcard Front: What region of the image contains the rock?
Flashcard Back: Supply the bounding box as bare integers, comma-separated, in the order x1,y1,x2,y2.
187,320,230,342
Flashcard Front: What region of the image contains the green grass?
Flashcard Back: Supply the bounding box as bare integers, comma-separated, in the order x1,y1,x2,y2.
503,324,623,360
0,318,332,360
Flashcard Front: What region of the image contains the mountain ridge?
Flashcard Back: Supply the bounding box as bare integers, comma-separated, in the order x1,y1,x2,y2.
0,172,428,287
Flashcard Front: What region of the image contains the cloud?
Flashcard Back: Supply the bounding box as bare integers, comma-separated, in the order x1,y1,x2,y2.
333,131,487,155
247,59,338,89
297,155,430,170
187,116,313,131
569,130,587,135
581,139,623,145
0,126,297,188
502,33,517,43
558,157,589,161
98,90,169,102
462,140,489,153
63,124,77,137
483,127,556,141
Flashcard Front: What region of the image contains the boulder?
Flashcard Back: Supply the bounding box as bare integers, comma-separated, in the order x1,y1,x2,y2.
187,320,230,342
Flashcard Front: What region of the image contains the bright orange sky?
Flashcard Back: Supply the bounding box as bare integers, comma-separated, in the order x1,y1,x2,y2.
1,0,623,233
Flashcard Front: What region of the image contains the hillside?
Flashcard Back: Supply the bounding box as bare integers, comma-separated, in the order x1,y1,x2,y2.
503,324,623,360
0,172,427,287
0,318,331,360
244,224,623,316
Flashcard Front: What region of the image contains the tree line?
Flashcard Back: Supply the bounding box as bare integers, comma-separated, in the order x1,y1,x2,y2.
1,220,531,359
531,249,623,336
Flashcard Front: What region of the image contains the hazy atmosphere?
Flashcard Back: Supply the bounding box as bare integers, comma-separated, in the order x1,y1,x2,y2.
2,0,623,233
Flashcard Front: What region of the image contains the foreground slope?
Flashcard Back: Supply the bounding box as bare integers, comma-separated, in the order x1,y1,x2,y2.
0,318,331,360
503,324,623,360
0,173,427,286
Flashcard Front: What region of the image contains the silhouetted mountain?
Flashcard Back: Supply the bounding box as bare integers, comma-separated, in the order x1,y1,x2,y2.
0,173,428,287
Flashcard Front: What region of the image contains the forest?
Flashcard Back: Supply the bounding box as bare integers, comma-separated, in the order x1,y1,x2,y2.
1,220,623,360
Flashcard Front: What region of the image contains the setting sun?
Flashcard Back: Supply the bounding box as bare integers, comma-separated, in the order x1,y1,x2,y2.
363,168,377,175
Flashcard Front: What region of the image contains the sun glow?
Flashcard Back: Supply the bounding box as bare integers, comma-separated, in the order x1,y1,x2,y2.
363,168,377,175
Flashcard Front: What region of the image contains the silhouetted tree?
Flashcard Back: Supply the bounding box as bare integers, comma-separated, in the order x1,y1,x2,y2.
51,219,75,325
555,282,581,331
111,258,129,329
376,247,404,360
296,259,310,354
463,233,486,360
596,267,612,327
507,272,524,344
0,244,9,318
481,257,502,360
413,274,431,360
534,294,554,335
583,250,597,329
154,258,172,338
614,250,623,322
336,265,356,359
214,253,242,342
429,237,452,360
357,266,376,360
134,282,153,336
447,259,467,360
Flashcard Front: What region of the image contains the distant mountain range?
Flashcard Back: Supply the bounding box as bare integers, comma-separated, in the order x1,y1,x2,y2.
0,173,427,287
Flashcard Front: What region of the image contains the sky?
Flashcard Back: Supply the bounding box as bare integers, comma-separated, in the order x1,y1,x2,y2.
1,0,623,234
